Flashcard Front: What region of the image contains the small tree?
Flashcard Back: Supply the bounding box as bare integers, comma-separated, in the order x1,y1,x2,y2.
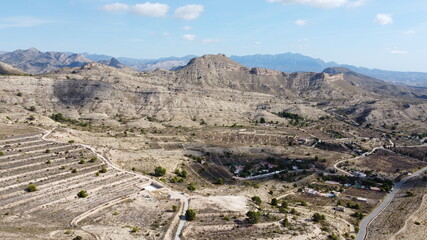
312,213,326,222
251,196,262,206
260,118,266,124
73,237,83,240
215,178,224,185
0,151,4,156
187,183,197,191
77,190,88,198
282,216,290,227
154,166,166,176
26,184,38,192
281,201,288,208
185,209,196,221
172,205,178,212
89,157,97,163
178,170,188,178
99,166,107,173
271,198,278,206
246,211,261,224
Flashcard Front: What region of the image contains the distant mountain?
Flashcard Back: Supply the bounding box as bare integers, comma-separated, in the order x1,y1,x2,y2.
0,48,92,74
98,58,126,69
2,48,427,86
230,53,336,73
116,55,196,71
229,53,427,87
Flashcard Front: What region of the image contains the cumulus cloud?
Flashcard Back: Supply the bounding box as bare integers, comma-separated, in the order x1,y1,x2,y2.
0,16,49,29
131,3,169,17
182,26,192,31
295,19,308,26
183,34,196,41
174,5,204,20
202,39,219,44
374,13,393,25
101,3,129,12
101,2,169,17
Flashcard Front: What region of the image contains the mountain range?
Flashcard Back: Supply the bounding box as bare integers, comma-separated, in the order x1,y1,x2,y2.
1,53,426,132
1,48,427,87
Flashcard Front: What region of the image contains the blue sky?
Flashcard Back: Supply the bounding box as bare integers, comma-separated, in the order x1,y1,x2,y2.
0,0,426,72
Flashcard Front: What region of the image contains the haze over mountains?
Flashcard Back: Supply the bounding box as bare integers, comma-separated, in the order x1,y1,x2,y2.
1,48,427,87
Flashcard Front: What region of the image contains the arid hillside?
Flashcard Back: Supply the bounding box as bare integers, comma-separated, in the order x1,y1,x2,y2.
0,54,426,131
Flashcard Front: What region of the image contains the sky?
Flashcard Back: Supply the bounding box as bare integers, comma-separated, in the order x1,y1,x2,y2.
0,0,427,72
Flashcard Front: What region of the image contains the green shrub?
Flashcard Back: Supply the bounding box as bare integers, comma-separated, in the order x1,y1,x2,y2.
271,198,278,206
185,209,196,221
99,166,107,173
77,190,88,198
187,183,196,191
251,196,262,205
246,211,261,224
154,166,166,176
312,213,325,222
172,205,178,212
26,184,38,192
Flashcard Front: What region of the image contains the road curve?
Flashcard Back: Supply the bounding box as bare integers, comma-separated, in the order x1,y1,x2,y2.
356,166,427,240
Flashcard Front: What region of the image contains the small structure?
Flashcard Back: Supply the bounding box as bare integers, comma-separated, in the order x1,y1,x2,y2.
334,207,345,212
357,197,368,202
353,171,367,178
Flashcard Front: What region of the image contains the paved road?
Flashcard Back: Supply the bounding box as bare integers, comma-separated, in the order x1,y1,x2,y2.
356,166,427,240
173,193,189,240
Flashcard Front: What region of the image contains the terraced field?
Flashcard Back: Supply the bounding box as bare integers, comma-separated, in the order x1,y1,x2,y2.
0,132,157,239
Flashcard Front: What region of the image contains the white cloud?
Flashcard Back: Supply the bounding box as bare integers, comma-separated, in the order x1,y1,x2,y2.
183,34,196,41
131,3,169,17
0,16,49,29
174,5,204,20
405,30,416,35
182,26,192,31
255,42,262,45
202,39,219,44
295,19,308,26
267,0,348,9
163,32,170,36
390,50,408,54
347,0,367,8
101,3,129,12
374,13,393,25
